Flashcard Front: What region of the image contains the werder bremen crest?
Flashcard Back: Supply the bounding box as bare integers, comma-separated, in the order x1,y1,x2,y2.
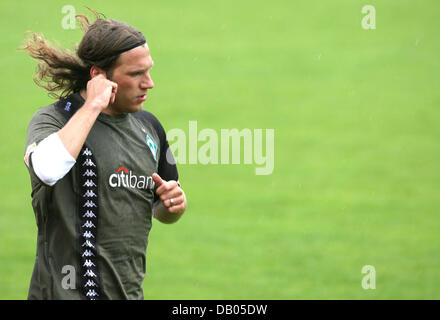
146,134,158,161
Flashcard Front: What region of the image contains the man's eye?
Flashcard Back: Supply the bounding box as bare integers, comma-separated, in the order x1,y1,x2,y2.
130,70,150,77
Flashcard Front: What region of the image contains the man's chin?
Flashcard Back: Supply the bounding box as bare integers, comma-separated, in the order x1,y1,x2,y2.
105,102,143,115
133,102,144,112
124,99,144,113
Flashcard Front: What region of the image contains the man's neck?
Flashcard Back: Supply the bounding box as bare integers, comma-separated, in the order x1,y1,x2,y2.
79,89,87,102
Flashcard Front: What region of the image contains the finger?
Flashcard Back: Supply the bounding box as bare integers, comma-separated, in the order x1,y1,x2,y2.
160,187,183,202
163,195,184,208
152,173,164,189
108,81,118,104
110,81,118,90
156,180,178,195
110,91,116,104
168,203,185,213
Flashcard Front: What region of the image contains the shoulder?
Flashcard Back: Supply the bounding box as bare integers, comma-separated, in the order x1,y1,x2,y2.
29,94,83,128
131,110,166,138
28,101,66,128
25,100,68,147
132,110,163,129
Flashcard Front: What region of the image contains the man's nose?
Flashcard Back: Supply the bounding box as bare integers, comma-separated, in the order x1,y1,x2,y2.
140,72,154,89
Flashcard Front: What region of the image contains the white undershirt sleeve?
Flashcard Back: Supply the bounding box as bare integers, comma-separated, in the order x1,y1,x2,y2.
31,132,76,186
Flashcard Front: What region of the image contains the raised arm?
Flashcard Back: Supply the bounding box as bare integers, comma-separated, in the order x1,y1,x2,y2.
29,71,117,186
58,73,117,159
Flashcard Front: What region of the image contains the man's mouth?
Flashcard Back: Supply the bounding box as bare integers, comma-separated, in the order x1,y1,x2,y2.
136,94,147,102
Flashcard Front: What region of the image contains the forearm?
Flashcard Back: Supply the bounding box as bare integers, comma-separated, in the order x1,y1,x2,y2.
57,101,101,159
28,74,115,186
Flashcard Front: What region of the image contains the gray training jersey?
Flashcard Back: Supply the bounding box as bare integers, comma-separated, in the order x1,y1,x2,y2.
24,93,178,299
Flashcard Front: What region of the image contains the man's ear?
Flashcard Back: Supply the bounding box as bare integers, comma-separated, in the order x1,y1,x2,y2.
89,66,106,79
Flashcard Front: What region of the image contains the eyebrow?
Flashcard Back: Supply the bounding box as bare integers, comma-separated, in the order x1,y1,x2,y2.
127,61,154,74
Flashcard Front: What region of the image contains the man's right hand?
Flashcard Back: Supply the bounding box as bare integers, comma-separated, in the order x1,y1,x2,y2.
58,73,118,160
85,74,118,111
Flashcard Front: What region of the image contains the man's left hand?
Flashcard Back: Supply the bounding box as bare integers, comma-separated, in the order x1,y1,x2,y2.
152,173,187,214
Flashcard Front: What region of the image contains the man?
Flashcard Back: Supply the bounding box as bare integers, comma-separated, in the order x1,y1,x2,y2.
22,11,187,299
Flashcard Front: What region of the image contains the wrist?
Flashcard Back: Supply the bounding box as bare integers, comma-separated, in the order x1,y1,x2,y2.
83,99,106,114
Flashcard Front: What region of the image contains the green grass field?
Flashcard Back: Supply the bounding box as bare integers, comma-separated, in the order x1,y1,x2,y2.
0,0,439,299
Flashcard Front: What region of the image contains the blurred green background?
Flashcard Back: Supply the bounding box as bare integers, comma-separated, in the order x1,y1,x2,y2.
0,0,439,299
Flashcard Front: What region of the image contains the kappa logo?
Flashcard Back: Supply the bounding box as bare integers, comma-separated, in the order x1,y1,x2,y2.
83,200,97,208
86,289,99,297
83,159,96,167
83,190,97,197
83,259,96,268
84,269,97,278
82,250,95,257
85,280,97,287
83,169,96,177
108,166,155,190
83,231,94,239
82,240,95,248
82,221,96,228
83,180,97,188
83,210,96,218
146,134,158,161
